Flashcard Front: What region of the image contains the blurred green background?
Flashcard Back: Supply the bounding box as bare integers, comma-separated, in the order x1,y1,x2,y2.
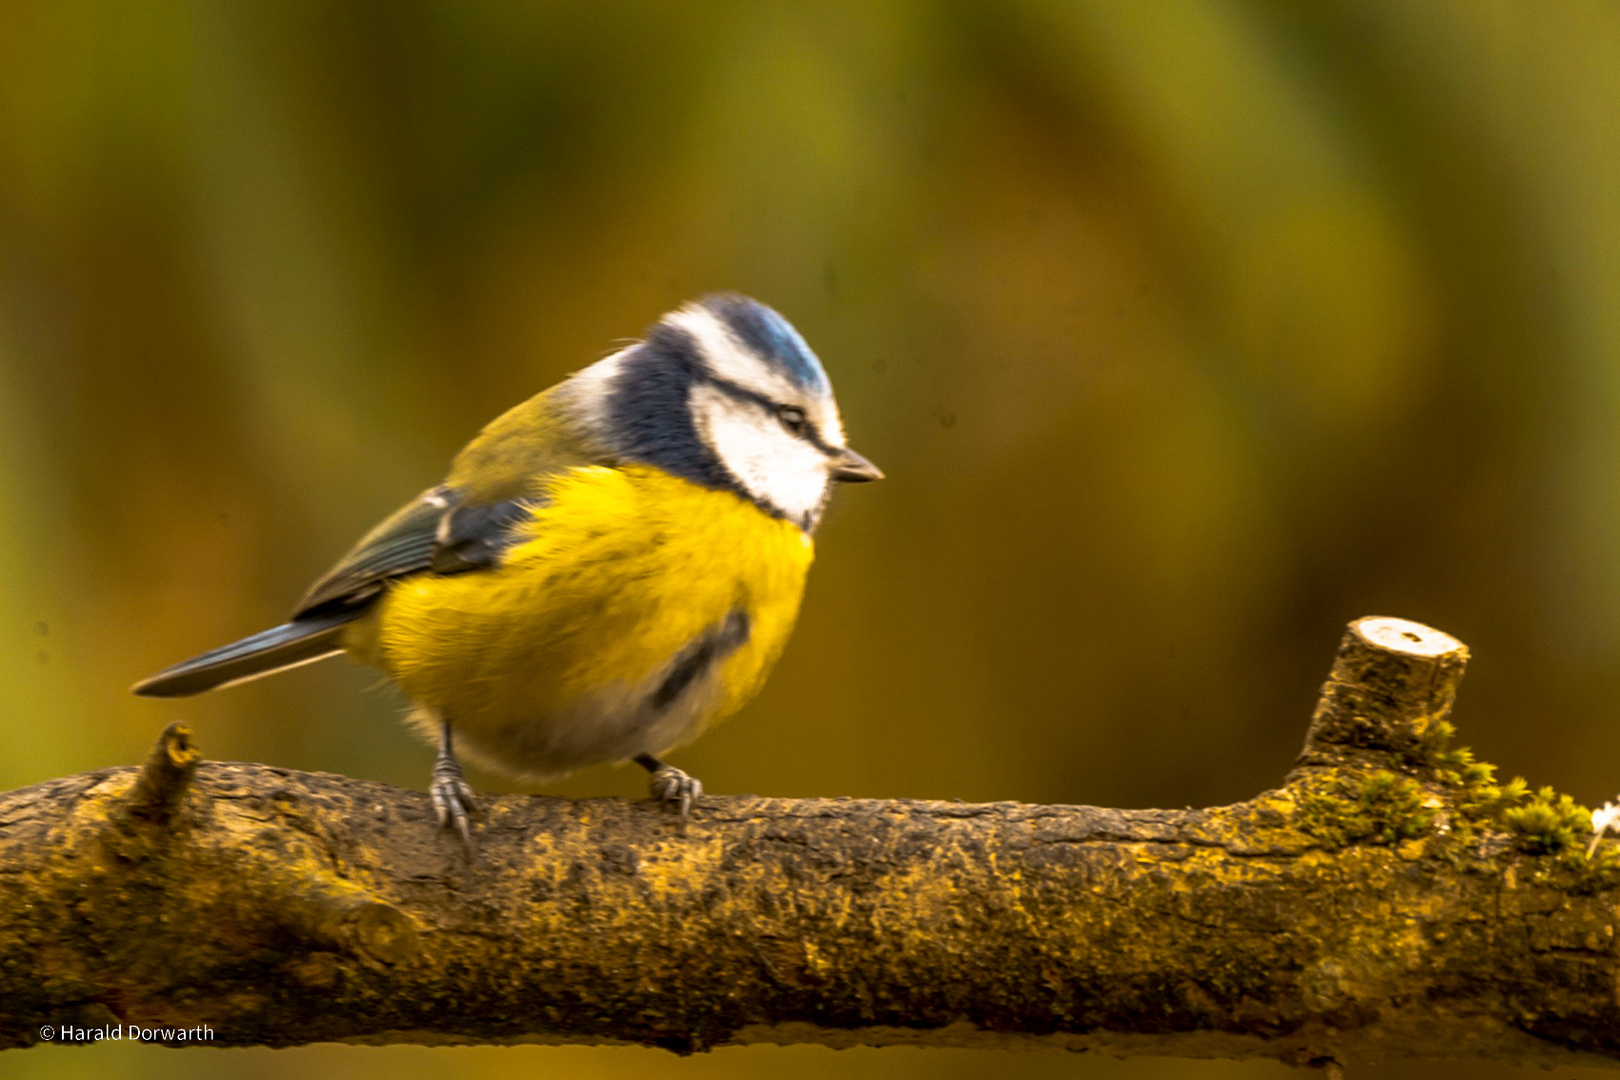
4,0,1620,1077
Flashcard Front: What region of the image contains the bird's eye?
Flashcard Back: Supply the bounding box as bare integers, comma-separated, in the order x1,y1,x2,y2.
776,405,808,435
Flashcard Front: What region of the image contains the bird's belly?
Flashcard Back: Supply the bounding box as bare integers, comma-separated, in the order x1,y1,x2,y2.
363,466,815,781
421,636,736,780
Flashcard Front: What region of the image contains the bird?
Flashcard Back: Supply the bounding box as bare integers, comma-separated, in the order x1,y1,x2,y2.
133,294,882,842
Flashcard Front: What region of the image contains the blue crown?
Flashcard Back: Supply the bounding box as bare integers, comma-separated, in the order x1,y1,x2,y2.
701,294,830,395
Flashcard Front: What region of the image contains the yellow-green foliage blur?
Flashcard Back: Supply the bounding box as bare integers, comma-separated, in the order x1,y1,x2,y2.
3,3,1619,1079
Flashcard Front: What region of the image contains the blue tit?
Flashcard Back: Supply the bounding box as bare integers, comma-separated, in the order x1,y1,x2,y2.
134,294,882,841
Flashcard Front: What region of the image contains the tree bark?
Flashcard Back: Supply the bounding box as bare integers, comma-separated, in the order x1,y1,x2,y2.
3,616,1618,1071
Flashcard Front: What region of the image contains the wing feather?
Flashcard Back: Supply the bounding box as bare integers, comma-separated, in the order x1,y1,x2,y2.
292,488,541,619
293,489,451,617
292,387,603,618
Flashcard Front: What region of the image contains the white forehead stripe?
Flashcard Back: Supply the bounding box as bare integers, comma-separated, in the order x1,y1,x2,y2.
667,306,802,403
817,399,847,447
665,304,848,449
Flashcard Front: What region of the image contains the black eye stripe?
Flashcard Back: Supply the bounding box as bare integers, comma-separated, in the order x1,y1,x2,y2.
705,375,774,411
702,377,833,450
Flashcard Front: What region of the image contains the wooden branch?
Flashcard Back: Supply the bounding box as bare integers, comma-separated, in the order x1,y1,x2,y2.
3,616,1619,1070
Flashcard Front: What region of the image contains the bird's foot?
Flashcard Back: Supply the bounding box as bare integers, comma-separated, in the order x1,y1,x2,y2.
430,755,481,847
648,765,703,824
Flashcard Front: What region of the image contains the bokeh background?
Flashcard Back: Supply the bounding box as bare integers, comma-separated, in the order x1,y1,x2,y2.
4,1,1620,1077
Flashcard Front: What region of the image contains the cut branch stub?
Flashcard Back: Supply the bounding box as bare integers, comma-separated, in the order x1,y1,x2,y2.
1295,616,1469,769
127,721,200,824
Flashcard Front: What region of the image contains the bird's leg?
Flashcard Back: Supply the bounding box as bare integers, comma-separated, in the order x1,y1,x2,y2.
431,719,480,846
634,753,703,823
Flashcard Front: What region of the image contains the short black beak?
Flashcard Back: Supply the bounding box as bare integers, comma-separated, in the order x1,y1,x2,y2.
828,446,884,483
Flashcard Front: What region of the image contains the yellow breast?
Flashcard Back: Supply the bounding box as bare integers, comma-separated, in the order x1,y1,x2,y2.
361,465,815,778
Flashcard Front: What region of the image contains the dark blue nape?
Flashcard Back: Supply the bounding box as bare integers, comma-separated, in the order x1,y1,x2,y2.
606,323,742,498
702,294,830,394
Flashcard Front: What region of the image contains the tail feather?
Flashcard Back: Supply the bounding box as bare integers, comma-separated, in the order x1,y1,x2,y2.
132,609,359,698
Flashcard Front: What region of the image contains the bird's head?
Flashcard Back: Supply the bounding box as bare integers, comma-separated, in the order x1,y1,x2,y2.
573,294,881,530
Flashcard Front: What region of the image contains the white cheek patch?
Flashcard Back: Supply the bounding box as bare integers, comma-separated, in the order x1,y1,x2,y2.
668,307,801,403
690,383,830,526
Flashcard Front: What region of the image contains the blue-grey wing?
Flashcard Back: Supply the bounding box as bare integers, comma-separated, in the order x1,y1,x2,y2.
292,486,531,619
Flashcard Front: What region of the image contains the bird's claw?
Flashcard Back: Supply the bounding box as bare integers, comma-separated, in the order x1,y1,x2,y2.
431,759,480,847
648,765,703,823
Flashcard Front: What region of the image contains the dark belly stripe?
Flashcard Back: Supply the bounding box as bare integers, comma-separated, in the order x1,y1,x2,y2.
650,609,751,712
